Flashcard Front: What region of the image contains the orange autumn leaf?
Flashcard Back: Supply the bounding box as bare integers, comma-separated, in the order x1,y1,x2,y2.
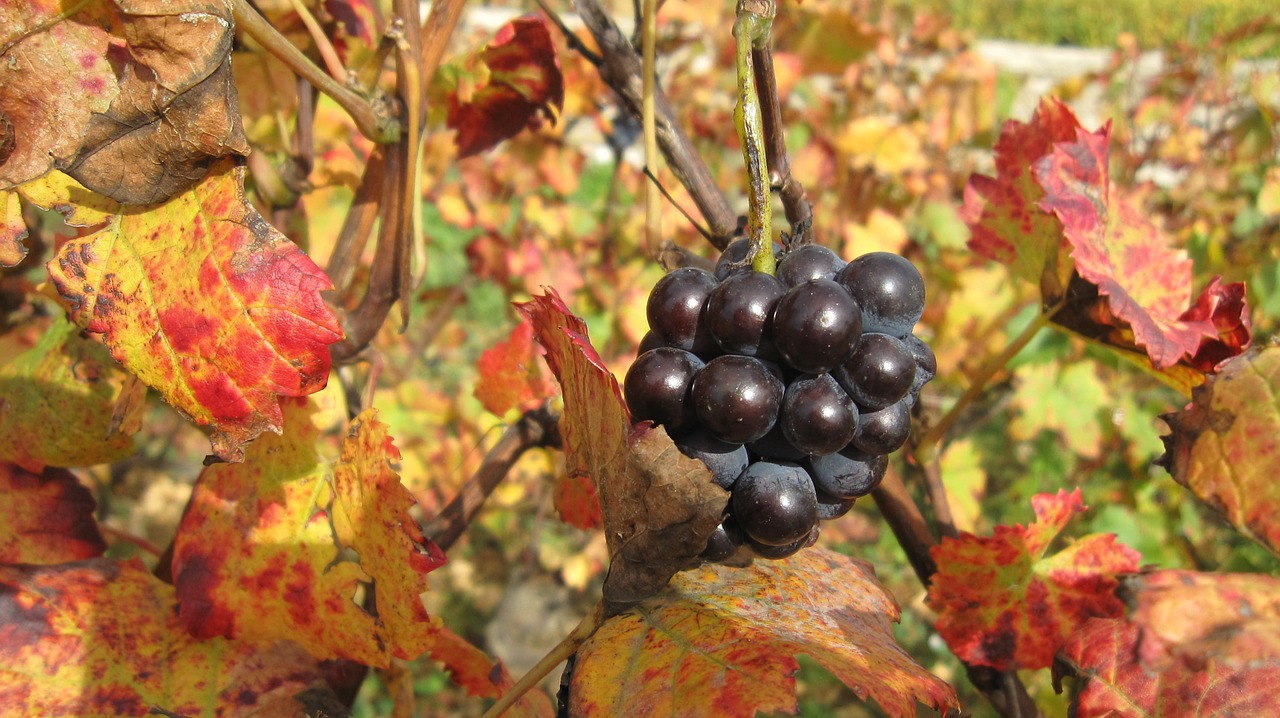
173,398,445,668
0,462,104,565
0,316,136,471
475,320,558,417
0,558,341,718
570,548,959,718
45,159,342,462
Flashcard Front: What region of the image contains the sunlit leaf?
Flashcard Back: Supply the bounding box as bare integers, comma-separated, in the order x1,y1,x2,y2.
571,549,959,718
1059,617,1280,718
173,397,446,668
475,320,558,417
929,489,1141,670
0,558,344,718
46,159,343,462
1,191,26,266
0,463,104,565
519,290,727,615
439,15,564,158
1159,346,1280,556
0,317,136,471
1009,361,1109,458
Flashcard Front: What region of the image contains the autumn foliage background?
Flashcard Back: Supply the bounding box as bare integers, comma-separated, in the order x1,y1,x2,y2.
2,0,1279,716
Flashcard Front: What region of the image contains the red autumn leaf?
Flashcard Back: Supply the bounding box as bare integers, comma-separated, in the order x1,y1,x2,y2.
173,397,446,668
0,316,136,471
1034,126,1246,369
441,15,564,158
44,160,343,462
0,558,344,717
518,289,727,615
1059,617,1280,718
960,97,1079,294
1178,276,1252,373
1159,346,1280,555
928,489,1141,671
1126,570,1280,670
0,462,104,565
1,190,26,266
571,548,959,718
475,320,558,416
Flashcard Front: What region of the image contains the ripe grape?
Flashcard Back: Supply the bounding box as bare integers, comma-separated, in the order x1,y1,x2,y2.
809,447,888,499
715,238,782,280
706,271,785,358
904,333,936,393
851,398,911,455
780,373,858,456
701,520,748,563
815,487,856,520
731,461,818,546
772,279,862,374
749,526,819,560
837,252,925,337
623,348,704,433
777,244,844,287
833,333,916,411
691,355,784,444
746,424,808,462
646,267,718,353
676,428,749,490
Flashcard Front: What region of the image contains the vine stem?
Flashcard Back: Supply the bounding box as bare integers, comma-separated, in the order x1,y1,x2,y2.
641,0,660,256
480,601,604,718
913,304,1058,454
733,1,776,275
230,0,398,143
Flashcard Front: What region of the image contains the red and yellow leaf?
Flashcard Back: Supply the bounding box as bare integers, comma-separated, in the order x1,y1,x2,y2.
1126,570,1280,670
0,0,118,189
519,290,729,615
173,396,445,668
475,320,558,417
571,548,959,718
0,558,341,718
1,190,26,266
928,489,1141,671
960,97,1079,294
440,15,564,158
1159,345,1280,555
0,316,136,471
0,463,104,565
46,159,343,462
1059,617,1280,718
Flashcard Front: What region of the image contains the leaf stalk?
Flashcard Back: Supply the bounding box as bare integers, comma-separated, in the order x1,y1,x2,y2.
733,1,776,274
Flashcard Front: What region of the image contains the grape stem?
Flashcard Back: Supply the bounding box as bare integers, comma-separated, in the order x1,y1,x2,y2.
752,42,813,244
481,600,604,718
641,0,661,258
733,0,776,275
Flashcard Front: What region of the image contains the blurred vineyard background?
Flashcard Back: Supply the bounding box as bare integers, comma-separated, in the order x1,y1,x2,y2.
51,0,1277,715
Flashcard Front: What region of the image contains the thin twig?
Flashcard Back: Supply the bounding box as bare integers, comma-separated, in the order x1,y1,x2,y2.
284,0,349,84
535,0,603,66
99,523,165,558
424,404,562,552
574,0,738,248
642,166,713,241
480,601,604,718
918,448,957,539
752,43,812,244
641,0,660,258
231,0,398,143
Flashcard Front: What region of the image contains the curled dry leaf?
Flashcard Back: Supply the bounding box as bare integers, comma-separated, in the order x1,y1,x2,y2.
928,489,1141,671
0,317,136,471
1158,345,1280,555
0,462,105,565
0,558,343,718
570,548,959,718
1058,616,1280,718
44,160,342,462
518,290,728,616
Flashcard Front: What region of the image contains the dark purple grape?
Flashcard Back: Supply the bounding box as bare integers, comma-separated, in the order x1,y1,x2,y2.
731,461,818,546
646,267,718,354
691,355,784,443
772,279,862,374
676,428,749,490
746,424,808,462
623,348,704,432
749,526,819,560
851,398,911,455
637,330,666,355
780,373,858,456
714,238,782,280
706,271,785,358
701,520,748,563
777,244,846,287
815,487,856,520
833,333,916,412
837,252,925,337
809,446,888,499
904,333,936,393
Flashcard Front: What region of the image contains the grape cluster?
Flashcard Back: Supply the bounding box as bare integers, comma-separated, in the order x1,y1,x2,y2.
625,240,936,562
